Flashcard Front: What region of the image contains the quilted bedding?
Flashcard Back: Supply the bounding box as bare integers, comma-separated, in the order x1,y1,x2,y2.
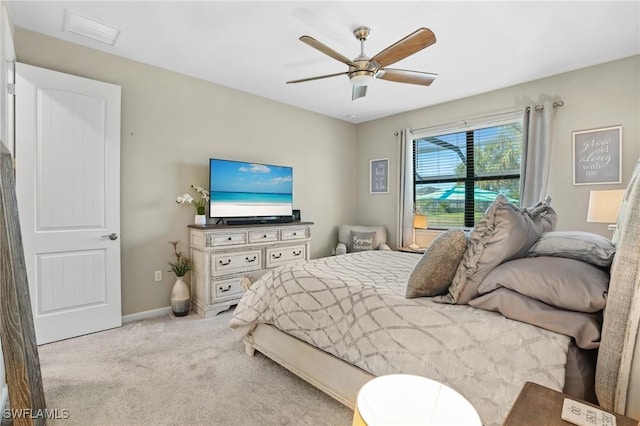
230,250,571,425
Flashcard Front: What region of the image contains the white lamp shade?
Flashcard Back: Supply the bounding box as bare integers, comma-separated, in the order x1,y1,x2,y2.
587,190,625,223
353,374,481,426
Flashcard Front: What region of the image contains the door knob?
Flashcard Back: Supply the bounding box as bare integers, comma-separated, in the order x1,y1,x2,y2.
101,233,118,241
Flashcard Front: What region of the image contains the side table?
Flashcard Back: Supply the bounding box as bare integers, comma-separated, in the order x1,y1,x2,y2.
503,381,638,425
397,246,426,254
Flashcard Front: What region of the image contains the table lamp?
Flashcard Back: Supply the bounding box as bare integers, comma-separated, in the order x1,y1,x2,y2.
408,214,428,250
587,189,625,232
352,374,482,426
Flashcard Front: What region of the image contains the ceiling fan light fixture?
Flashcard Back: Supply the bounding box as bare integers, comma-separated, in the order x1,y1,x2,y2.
350,70,375,86
291,26,437,99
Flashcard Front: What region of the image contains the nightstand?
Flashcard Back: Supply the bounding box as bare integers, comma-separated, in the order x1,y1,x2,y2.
397,246,426,254
503,382,638,426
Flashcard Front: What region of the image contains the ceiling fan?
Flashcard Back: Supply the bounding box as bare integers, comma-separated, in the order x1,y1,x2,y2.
286,26,437,100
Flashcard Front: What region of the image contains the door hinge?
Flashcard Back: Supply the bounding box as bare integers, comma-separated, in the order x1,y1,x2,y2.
7,83,15,95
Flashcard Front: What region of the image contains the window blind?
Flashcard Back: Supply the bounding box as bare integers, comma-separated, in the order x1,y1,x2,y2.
414,119,522,229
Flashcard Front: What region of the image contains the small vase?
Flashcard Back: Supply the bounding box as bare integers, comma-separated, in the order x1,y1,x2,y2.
171,277,190,317
194,215,206,226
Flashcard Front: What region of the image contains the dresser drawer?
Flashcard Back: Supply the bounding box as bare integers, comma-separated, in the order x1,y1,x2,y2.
266,245,306,268
189,223,313,318
207,232,247,247
210,276,245,303
211,250,262,275
281,227,307,240
249,229,279,244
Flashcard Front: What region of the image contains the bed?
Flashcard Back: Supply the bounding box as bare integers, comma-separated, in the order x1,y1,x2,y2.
229,160,640,425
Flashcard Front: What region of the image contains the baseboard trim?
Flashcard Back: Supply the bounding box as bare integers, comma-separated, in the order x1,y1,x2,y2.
122,306,172,324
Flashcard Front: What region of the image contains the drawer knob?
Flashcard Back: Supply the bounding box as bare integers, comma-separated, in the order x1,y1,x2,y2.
219,259,231,266
263,234,267,238
245,256,257,263
227,237,232,241
293,250,302,256
272,253,282,259
219,284,231,293
292,232,297,236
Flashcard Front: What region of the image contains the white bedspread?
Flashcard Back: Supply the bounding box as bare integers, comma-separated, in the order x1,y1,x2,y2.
230,251,570,425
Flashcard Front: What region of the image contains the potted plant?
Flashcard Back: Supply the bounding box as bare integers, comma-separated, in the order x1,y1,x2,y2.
176,184,209,225
168,241,193,317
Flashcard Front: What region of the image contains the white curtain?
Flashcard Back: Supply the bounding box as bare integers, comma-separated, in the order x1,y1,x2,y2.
520,101,556,206
397,129,414,247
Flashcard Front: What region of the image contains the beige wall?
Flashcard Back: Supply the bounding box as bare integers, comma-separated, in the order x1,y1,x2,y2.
14,28,358,315
356,55,640,248
14,27,639,316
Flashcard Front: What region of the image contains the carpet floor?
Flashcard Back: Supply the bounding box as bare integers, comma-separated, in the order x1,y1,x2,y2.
37,310,353,425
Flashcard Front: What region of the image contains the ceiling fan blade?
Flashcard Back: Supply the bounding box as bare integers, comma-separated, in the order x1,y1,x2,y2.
352,85,367,101
377,68,438,86
286,71,348,84
370,28,436,68
299,35,354,65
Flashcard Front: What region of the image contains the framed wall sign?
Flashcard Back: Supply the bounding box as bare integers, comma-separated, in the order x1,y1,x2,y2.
370,158,389,194
572,125,622,185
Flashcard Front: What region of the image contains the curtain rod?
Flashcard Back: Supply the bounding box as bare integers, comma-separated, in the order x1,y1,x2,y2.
527,100,564,112
396,100,565,136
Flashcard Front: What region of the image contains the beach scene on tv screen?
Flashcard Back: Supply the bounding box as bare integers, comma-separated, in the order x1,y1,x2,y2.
210,160,293,217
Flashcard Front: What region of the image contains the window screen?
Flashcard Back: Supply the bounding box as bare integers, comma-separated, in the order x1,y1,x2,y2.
414,121,522,229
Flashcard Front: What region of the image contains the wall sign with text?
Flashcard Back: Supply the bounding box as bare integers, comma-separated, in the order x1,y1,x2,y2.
370,158,389,194
572,125,622,185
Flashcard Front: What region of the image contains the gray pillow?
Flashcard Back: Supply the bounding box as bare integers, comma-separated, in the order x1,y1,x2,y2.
526,231,615,268
435,194,551,305
469,288,602,350
406,229,468,298
351,231,377,252
524,198,558,233
477,257,609,313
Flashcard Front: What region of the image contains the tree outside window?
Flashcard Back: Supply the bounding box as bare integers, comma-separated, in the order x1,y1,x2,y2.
414,121,522,229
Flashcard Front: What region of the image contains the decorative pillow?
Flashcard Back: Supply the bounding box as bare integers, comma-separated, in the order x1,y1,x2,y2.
434,194,551,305
469,288,602,350
477,257,609,313
524,197,558,233
405,229,468,298
526,231,616,268
350,231,377,252
540,207,557,232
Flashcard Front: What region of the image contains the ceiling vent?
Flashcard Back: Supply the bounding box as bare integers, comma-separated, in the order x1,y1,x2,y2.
63,9,121,46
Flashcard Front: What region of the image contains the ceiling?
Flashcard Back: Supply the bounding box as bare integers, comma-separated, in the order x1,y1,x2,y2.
7,1,640,123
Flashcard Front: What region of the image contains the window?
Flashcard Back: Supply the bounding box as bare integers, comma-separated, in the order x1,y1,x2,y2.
413,118,522,229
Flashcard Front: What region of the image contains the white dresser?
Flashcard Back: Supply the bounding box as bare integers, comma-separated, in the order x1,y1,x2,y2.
188,222,313,317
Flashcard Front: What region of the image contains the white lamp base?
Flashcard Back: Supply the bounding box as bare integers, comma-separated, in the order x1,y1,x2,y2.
408,243,420,250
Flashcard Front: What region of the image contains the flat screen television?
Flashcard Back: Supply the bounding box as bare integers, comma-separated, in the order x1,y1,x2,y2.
209,158,293,219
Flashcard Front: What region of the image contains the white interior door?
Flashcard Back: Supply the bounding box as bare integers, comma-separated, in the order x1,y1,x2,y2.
16,62,121,344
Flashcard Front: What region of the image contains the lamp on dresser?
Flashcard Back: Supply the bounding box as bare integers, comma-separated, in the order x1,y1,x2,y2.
587,189,625,232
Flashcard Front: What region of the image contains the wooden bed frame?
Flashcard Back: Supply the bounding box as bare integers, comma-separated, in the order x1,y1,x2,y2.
244,323,372,409
242,162,640,421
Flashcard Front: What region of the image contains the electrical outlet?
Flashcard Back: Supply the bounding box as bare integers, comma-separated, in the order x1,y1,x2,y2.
154,270,162,282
